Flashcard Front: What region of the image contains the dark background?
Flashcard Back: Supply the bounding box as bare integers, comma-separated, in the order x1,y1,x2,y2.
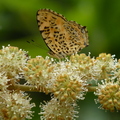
0,0,120,120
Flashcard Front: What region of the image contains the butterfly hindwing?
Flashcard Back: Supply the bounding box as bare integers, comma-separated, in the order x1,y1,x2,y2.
37,9,89,58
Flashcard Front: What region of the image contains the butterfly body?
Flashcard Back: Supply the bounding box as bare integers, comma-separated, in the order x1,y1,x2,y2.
37,9,89,58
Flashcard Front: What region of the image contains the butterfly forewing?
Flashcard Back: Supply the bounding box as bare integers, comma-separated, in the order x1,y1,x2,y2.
37,9,89,58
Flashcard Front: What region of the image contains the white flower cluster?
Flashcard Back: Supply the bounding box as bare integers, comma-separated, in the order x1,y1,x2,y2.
1,45,120,119
0,45,35,120
0,91,35,120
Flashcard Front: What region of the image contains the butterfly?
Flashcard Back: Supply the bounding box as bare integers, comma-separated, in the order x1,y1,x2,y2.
36,9,89,59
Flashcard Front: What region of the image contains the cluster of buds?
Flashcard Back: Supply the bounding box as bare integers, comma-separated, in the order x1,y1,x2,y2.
1,45,120,120
0,45,35,120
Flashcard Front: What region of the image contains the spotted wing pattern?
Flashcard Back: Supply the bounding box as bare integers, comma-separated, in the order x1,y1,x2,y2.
37,9,89,58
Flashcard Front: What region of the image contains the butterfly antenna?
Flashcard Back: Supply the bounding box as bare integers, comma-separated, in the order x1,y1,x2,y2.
27,39,48,51
27,40,30,43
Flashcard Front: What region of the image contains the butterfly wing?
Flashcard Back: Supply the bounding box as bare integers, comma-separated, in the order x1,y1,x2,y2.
37,9,89,58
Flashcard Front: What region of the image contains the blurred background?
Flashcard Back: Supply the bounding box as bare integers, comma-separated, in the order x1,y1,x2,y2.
0,0,120,120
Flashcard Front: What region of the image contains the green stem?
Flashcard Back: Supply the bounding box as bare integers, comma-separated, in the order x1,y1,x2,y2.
87,86,97,92
8,84,40,92
7,83,97,93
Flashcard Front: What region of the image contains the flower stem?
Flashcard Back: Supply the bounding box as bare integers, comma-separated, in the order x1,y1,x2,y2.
8,84,40,92
87,86,97,92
